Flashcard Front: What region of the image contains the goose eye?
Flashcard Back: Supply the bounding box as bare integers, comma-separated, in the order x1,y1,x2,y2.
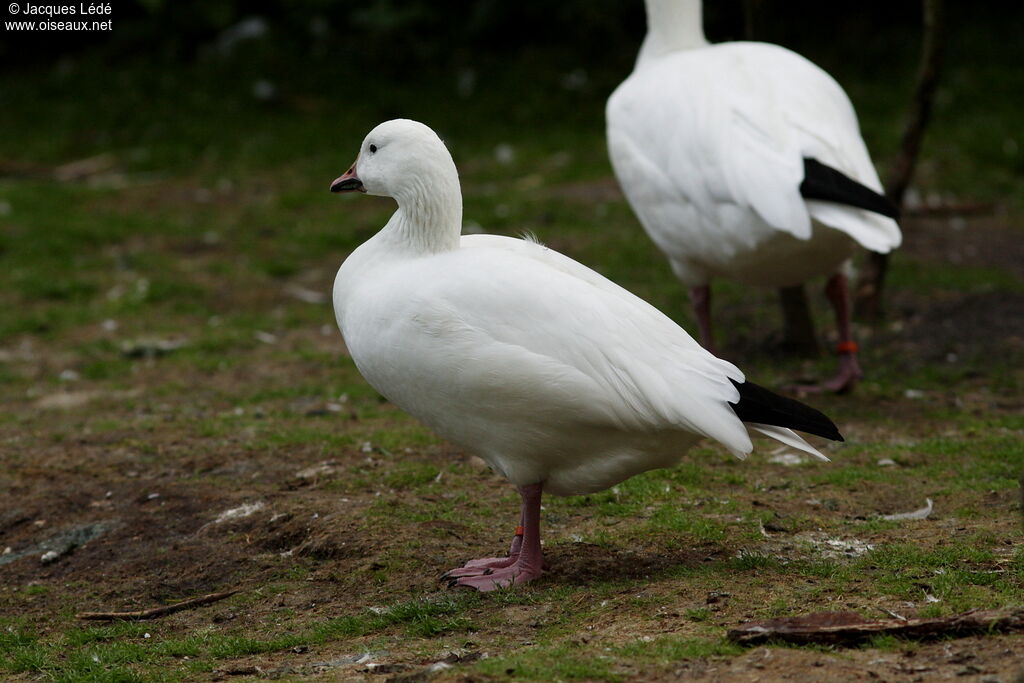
369,144,378,153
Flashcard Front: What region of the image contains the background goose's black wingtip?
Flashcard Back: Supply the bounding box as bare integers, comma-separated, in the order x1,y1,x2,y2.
800,157,900,220
729,378,843,442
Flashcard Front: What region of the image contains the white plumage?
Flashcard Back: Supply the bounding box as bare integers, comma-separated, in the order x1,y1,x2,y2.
608,1,900,287
606,0,901,391
333,119,826,495
330,119,837,589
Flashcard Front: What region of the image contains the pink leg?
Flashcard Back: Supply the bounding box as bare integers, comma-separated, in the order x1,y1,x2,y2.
442,510,524,578
463,516,523,568
444,483,544,592
792,273,863,395
688,285,715,354
823,272,863,393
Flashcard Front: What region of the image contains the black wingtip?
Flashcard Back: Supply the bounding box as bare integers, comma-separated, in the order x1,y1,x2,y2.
800,157,900,220
729,379,843,442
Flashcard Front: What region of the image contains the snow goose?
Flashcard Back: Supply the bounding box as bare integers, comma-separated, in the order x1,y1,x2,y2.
330,119,842,591
606,0,902,393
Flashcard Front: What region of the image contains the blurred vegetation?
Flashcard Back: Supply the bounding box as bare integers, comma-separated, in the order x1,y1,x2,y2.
2,2,1021,203
0,1,1021,352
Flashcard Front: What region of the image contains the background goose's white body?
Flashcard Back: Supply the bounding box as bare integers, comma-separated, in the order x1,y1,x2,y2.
335,229,824,496
607,41,901,289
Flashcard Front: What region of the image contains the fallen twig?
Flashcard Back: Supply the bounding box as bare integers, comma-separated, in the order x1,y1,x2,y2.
76,590,239,621
728,608,1024,646
881,498,933,521
903,201,996,217
878,607,907,621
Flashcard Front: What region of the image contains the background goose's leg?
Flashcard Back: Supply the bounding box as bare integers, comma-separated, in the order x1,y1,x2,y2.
688,285,715,353
778,284,820,355
791,272,863,395
823,272,863,393
449,483,544,592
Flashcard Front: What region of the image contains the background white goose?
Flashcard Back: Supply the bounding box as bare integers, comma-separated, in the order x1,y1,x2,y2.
606,0,902,393
331,119,842,591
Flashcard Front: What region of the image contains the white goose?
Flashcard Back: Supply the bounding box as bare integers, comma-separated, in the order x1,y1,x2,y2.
331,119,842,591
607,0,902,393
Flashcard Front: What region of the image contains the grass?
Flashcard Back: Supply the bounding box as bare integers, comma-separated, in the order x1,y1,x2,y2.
478,643,622,682
1,14,1023,683
0,595,480,681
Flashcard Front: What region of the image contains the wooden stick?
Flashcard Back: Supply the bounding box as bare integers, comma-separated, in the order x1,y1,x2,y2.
728,608,1024,646
76,590,239,621
855,0,945,320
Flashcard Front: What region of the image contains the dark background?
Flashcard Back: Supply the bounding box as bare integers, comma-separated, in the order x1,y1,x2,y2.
5,2,1021,200
0,1,950,70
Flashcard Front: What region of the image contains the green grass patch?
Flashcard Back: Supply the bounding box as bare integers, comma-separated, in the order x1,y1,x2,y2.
477,643,621,681
616,635,742,660
0,595,480,681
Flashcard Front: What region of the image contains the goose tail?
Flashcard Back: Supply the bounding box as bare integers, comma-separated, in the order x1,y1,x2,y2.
728,379,841,460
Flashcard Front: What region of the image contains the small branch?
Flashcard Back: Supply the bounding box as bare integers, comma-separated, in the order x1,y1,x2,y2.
877,607,907,621
742,0,762,40
1018,471,1024,524
728,608,1024,646
76,590,239,621
882,0,946,209
855,0,945,320
903,201,995,218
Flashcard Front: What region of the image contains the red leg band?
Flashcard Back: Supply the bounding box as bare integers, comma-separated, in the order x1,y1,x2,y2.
836,341,858,354
514,525,524,537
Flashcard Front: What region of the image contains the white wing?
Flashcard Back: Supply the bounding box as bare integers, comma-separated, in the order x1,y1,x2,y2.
341,233,827,483
457,235,823,460
394,235,757,456
608,41,901,260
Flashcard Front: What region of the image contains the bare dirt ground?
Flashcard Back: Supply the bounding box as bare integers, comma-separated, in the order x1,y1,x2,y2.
1,209,1023,682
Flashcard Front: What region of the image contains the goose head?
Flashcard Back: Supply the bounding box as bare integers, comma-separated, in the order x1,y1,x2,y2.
330,119,458,203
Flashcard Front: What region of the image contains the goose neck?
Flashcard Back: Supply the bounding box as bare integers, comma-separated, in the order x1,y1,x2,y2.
388,173,463,254
638,0,708,65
